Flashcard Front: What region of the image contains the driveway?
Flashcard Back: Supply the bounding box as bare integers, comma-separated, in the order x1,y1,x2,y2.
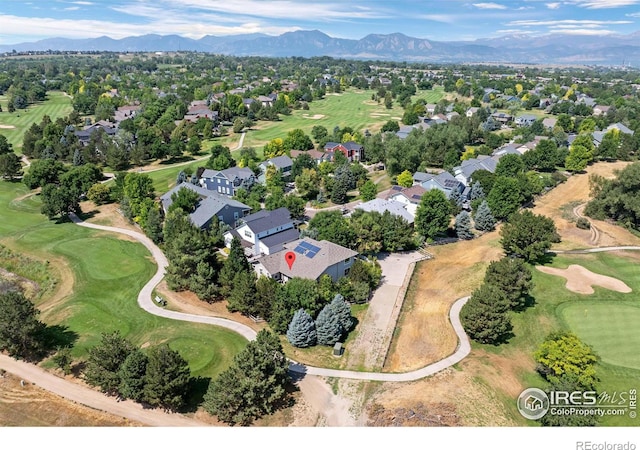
344,250,428,371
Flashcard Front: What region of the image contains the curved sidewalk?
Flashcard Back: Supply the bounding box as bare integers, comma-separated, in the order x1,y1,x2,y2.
69,213,470,382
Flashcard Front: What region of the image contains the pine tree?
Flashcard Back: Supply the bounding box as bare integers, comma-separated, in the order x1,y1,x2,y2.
470,181,485,200
455,211,474,240
315,304,343,346
143,344,191,411
460,284,512,345
219,236,251,297
286,309,317,348
329,294,354,334
474,200,496,231
73,148,84,166
118,349,148,402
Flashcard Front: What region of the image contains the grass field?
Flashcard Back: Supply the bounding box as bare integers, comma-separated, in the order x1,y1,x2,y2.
0,91,73,153
507,252,640,425
215,87,445,157
0,181,247,380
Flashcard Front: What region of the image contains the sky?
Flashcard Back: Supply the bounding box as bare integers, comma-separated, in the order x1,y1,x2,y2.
2,0,640,44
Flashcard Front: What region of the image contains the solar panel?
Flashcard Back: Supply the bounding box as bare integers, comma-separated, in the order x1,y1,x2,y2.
299,241,312,250
294,245,305,254
307,243,321,253
306,251,317,259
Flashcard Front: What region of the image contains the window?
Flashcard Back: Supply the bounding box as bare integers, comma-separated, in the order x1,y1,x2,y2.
244,230,252,238
234,212,239,219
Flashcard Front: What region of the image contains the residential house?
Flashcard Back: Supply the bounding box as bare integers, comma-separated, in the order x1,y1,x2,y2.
253,238,358,283
257,155,294,184
592,122,635,147
425,104,437,115
224,207,299,257
453,155,498,186
159,182,251,230
323,141,364,162
200,167,256,196
290,149,332,164
258,94,277,107
593,105,611,116
542,117,557,131
179,100,218,124
351,198,415,224
413,171,466,199
492,143,522,158
466,107,479,117
514,114,538,127
491,112,513,125
386,185,427,216
74,121,118,146
114,104,141,124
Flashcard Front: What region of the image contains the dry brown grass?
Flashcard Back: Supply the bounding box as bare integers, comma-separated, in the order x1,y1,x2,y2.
385,231,503,372
533,161,640,249
0,372,142,426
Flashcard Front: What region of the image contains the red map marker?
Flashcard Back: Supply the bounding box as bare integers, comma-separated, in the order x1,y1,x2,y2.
285,251,296,270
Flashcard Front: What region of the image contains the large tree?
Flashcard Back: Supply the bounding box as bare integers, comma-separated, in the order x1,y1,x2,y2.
483,257,533,310
143,344,192,411
315,303,343,346
286,308,317,348
203,330,290,426
118,349,148,402
460,284,512,345
500,210,560,262
0,291,46,361
415,189,451,239
0,153,22,180
84,331,135,395
534,332,598,391
474,200,496,231
487,176,523,221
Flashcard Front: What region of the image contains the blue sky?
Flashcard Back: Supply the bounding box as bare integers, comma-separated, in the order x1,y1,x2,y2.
1,0,640,44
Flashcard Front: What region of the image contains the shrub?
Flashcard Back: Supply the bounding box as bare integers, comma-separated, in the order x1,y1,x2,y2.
576,217,590,230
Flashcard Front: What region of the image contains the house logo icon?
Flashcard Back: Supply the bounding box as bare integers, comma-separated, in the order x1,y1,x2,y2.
517,388,550,420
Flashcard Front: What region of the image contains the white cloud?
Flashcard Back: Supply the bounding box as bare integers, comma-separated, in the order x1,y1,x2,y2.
418,14,457,24
626,12,640,16
71,1,94,4
568,0,640,8
0,14,298,41
472,2,508,9
548,28,618,35
509,19,632,27
546,2,561,9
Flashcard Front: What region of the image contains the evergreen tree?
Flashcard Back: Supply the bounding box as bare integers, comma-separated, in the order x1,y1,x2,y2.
0,291,46,361
84,331,135,395
470,181,485,201
219,236,251,298
143,344,191,411
118,349,148,402
203,330,290,426
226,270,258,314
72,148,84,166
455,210,474,240
415,189,451,239
286,308,317,348
144,205,163,244
474,200,496,231
329,294,354,334
460,284,512,345
484,257,533,311
315,304,343,346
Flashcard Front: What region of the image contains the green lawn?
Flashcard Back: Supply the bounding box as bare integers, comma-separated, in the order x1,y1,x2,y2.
215,87,444,157
0,91,73,153
0,181,246,380
470,252,640,426
559,302,640,370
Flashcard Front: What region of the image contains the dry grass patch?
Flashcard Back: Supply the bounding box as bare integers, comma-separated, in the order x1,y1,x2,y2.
533,161,640,248
0,372,141,426
385,232,503,372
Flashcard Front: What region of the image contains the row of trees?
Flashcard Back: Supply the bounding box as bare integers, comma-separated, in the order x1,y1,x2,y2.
286,294,355,348
84,331,192,411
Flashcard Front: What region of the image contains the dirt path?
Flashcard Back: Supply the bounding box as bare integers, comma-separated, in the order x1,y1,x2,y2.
573,203,600,245
0,354,205,426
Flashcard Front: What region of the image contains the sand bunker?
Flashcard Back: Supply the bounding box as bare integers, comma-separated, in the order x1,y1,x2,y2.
0,124,16,129
302,114,325,120
536,264,632,295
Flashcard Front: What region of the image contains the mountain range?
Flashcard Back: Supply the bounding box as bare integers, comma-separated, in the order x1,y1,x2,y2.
2,30,640,66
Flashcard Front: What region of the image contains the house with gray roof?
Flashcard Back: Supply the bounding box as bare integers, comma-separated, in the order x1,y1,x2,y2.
351,198,415,224
159,182,250,230
200,167,256,196
413,171,465,199
253,238,358,283
223,207,298,257
386,185,427,216
453,155,499,186
257,155,294,183
514,114,538,127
